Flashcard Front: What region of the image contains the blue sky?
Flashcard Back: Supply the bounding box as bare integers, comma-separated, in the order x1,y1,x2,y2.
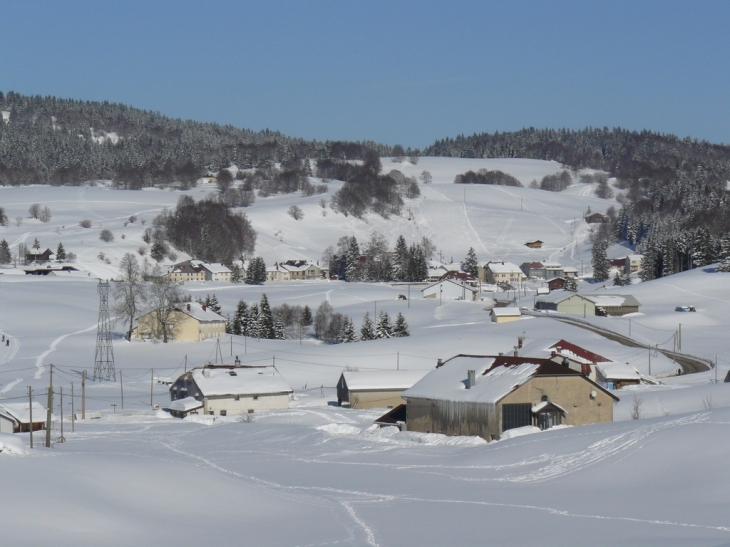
2,1,729,148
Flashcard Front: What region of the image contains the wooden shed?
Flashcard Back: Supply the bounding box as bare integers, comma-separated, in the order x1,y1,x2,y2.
525,240,543,249
337,370,430,409
401,355,618,441
490,308,521,324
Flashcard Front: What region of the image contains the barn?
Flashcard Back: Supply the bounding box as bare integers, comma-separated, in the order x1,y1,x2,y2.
535,292,640,316
401,355,618,441
337,369,431,409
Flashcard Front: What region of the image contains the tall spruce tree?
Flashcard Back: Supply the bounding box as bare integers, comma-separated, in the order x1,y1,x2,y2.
591,241,610,282
464,247,479,277
360,312,375,340
56,242,66,261
258,294,275,339
0,239,11,264
376,311,392,339
300,305,313,327
393,235,408,281
233,300,248,335
392,312,410,337
338,317,357,343
345,236,360,281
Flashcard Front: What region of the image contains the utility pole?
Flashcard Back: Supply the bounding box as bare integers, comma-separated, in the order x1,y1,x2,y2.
648,346,651,376
629,318,632,338
71,383,75,433
678,323,682,351
81,370,86,421
397,351,399,370
45,386,52,448
408,284,410,308
184,354,188,373
28,386,33,449
120,371,124,410
58,386,65,443
150,368,154,407
230,336,233,356
50,363,53,391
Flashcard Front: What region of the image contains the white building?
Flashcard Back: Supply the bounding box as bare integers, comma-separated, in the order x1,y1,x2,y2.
484,262,526,285
422,279,478,301
198,262,232,282
169,366,292,417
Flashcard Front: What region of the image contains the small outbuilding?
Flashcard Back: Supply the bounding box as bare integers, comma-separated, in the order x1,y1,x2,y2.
168,396,204,418
337,369,430,409
535,292,640,316
525,240,543,249
490,308,521,324
595,363,642,390
547,277,566,291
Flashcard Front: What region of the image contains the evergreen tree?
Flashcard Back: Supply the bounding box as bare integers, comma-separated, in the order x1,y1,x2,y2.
376,311,392,339
274,317,286,340
380,254,394,282
56,242,66,261
393,235,408,281
345,236,360,281
360,312,375,340
225,315,234,334
249,303,260,338
718,256,730,272
0,239,12,264
32,238,40,251
591,241,610,281
392,312,410,337
204,294,222,314
245,257,267,284
300,305,313,327
612,272,623,286
258,294,275,339
0,207,7,227
464,247,479,277
564,277,577,292
338,317,357,343
232,300,248,335
230,264,243,283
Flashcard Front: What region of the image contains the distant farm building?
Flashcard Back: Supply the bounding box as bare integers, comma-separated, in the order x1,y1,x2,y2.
0,402,50,433
490,308,521,324
336,370,430,409
547,277,566,291
525,240,543,249
169,365,292,417
535,292,640,316
422,279,478,301
24,265,79,276
400,355,618,440
135,302,226,341
585,212,609,223
25,248,54,263
267,261,324,281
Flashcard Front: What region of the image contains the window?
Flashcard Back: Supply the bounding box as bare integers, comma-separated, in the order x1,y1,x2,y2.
220,410,227,416
536,411,562,430
502,403,532,432
253,395,259,400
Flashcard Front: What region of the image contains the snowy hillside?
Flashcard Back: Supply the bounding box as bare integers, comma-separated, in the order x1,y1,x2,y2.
2,157,730,547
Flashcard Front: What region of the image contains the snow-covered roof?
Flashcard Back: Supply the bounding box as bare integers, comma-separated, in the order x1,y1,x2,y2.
586,294,641,308
563,267,579,273
0,402,50,424
596,363,641,381
178,302,226,323
341,370,431,391
542,263,563,269
487,262,522,273
199,263,231,274
190,367,292,397
422,278,478,293
627,254,643,261
535,290,576,304
168,397,203,412
491,308,521,317
404,356,542,404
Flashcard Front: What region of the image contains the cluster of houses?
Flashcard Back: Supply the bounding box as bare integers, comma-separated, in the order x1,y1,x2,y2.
266,260,327,281
163,259,329,284
163,260,233,283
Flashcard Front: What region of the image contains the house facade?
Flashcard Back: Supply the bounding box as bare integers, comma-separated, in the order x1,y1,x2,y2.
625,254,643,274
485,262,526,285
169,365,292,416
135,302,226,341
490,308,521,324
163,261,206,283
267,261,324,281
402,355,618,441
26,248,54,263
535,292,640,317
199,262,231,282
336,370,430,409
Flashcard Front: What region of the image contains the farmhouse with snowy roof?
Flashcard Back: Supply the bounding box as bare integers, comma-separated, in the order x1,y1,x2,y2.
0,402,51,433
535,292,640,316
399,354,618,441
336,369,431,409
484,261,526,285
197,262,231,282
25,248,54,263
134,301,226,342
163,260,206,283
267,260,324,281
169,365,292,417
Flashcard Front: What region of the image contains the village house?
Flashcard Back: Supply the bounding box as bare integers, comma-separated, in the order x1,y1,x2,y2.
545,339,612,381
535,292,640,316
547,277,566,291
542,263,564,279
267,261,324,281
422,278,479,301
24,265,79,276
169,365,292,417
336,370,431,409
563,267,579,278
520,261,544,279
525,240,543,249
198,262,232,282
625,254,643,274
163,260,206,283
442,270,480,287
490,308,521,324
25,248,54,263
484,261,526,285
609,257,627,271
134,301,226,342
0,402,51,433
399,355,618,440
585,212,609,223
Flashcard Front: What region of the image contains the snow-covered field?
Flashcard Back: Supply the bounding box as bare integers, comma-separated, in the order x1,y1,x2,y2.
2,157,730,546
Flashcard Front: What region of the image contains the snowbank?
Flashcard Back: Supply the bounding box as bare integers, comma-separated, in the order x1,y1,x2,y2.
0,433,28,455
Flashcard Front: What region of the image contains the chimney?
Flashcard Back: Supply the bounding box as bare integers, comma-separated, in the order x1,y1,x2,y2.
562,357,569,366
513,346,519,357
466,370,476,389
187,304,191,312
551,350,557,359
202,305,207,312
437,358,443,368
518,336,524,349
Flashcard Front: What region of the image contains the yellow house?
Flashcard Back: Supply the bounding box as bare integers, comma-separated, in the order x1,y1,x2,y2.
490,308,521,323
135,302,226,342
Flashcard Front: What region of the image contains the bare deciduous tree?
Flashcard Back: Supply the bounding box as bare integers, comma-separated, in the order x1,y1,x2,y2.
28,203,41,219
630,395,644,420
113,253,147,341
145,274,183,343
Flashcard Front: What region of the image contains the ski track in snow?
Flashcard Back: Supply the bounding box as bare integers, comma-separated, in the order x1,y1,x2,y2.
0,377,22,393
461,202,490,255
34,323,98,379
339,501,380,547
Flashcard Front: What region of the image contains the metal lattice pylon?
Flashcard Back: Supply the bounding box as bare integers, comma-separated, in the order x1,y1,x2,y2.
93,280,116,381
